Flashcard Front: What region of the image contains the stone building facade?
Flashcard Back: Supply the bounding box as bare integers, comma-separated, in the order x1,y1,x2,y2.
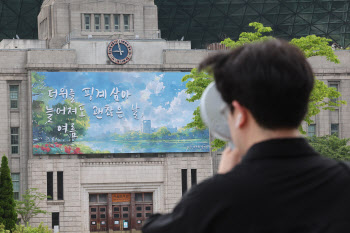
0,0,349,232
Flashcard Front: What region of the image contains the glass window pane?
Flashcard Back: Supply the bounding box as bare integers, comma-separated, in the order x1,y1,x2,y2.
95,14,101,31
10,86,18,92
114,214,119,218
52,213,59,229
124,14,129,31
11,128,18,134
91,208,97,212
85,14,90,30
91,214,96,219
331,124,339,136
10,85,18,109
135,193,142,201
104,14,110,30
114,15,120,31
136,206,142,211
12,181,20,192
144,193,152,201
123,213,128,218
12,146,18,154
329,84,338,91
89,194,97,202
11,100,17,109
11,173,19,181
308,124,316,137
10,92,18,99
11,173,20,200
123,207,128,211
99,194,107,202
136,213,142,218
145,206,151,211
11,135,18,144
329,83,339,102
100,214,106,219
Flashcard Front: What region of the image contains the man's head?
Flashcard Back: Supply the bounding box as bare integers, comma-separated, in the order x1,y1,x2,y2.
199,39,314,151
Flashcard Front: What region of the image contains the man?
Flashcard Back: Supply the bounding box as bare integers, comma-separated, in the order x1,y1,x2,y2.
142,40,350,233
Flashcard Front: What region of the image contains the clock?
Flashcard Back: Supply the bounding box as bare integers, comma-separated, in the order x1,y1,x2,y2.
107,39,133,65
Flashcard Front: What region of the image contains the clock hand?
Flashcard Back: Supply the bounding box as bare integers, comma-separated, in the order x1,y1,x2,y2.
118,42,123,56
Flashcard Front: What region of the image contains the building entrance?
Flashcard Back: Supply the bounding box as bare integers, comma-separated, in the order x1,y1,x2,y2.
90,206,108,232
112,205,130,231
89,193,153,232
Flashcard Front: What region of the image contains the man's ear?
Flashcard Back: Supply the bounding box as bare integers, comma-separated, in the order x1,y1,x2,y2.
232,101,247,128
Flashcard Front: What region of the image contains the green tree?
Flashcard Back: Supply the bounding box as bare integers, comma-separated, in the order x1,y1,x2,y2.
0,222,52,233
0,156,17,231
182,22,346,150
32,73,54,142
15,189,48,225
31,72,51,103
307,135,350,161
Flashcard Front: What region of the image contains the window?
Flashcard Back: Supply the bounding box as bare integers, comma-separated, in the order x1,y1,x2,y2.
89,194,107,203
329,83,339,103
124,14,130,31
10,85,19,109
52,212,59,229
181,169,187,195
135,193,153,202
89,194,97,202
114,14,120,31
47,172,53,200
135,193,142,201
57,171,63,200
84,14,90,30
99,194,107,202
144,193,152,201
331,123,339,136
308,124,316,137
11,127,19,154
104,14,110,31
94,14,101,31
191,169,197,186
11,173,20,200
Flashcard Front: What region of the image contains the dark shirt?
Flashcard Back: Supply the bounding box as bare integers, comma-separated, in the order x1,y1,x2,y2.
142,138,350,233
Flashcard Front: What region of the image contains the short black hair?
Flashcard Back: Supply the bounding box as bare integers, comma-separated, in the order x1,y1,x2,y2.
199,39,314,130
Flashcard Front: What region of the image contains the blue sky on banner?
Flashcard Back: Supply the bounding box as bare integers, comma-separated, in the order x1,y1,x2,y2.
34,72,197,136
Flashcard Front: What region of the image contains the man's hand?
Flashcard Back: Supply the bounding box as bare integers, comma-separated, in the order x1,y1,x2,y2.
218,147,243,174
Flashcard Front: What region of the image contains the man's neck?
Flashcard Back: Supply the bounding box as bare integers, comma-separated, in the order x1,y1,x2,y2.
242,128,301,155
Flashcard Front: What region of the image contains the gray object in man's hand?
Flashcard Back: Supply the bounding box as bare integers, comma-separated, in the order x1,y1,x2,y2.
200,82,233,144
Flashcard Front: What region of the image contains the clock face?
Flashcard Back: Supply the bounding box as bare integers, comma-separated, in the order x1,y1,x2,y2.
107,39,133,65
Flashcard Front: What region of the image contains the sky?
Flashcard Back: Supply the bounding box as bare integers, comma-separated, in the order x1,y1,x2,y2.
33,72,199,136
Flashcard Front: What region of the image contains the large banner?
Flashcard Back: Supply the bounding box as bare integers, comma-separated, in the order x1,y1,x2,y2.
32,72,209,154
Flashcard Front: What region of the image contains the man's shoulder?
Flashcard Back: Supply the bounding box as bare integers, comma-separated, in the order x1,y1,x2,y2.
182,169,248,206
